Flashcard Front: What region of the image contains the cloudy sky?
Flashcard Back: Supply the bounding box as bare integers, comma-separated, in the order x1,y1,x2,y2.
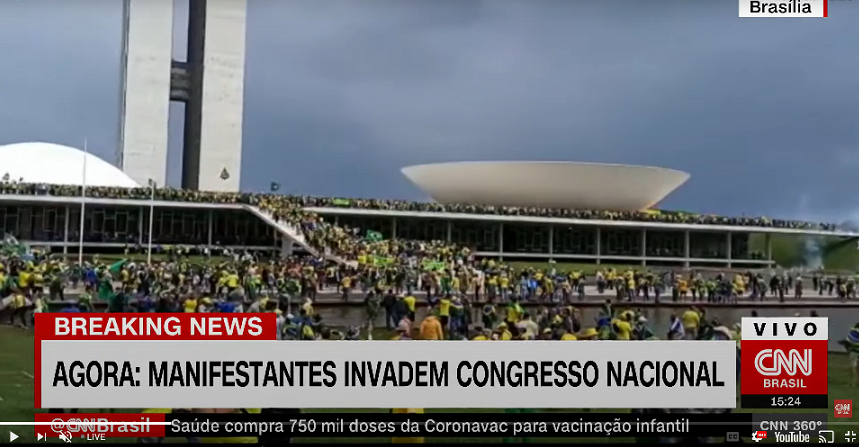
0,0,857,223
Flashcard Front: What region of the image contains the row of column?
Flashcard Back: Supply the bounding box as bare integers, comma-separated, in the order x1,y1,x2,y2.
386,217,774,265
54,205,775,265
60,205,216,254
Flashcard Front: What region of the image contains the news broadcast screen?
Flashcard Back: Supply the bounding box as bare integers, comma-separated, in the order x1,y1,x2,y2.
2,0,859,445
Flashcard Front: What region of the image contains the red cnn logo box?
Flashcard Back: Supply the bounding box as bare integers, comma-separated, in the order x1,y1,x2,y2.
741,318,828,398
835,399,852,418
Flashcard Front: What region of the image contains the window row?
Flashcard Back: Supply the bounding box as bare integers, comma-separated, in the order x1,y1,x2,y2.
0,205,756,257
324,214,757,259
0,205,274,246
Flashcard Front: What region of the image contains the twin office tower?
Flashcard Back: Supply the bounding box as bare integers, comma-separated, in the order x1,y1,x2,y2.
118,0,246,192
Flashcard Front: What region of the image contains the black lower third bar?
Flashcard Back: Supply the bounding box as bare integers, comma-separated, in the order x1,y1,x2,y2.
166,412,752,438
741,394,829,409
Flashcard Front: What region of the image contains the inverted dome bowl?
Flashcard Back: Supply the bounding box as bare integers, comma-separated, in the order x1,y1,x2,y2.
401,161,690,212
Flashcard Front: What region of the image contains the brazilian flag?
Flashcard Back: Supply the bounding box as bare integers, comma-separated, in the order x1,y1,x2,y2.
108,259,127,275
365,230,384,242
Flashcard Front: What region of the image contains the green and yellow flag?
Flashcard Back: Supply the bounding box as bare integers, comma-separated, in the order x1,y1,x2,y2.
372,256,395,266
365,230,384,242
108,259,128,275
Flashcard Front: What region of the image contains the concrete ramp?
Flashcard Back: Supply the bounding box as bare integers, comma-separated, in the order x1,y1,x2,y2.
243,205,318,256
244,205,347,264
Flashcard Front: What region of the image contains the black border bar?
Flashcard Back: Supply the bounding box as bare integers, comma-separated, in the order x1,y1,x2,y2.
741,394,828,409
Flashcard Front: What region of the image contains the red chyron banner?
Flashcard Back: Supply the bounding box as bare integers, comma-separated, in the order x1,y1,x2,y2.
740,317,828,396
34,413,165,439
33,313,277,408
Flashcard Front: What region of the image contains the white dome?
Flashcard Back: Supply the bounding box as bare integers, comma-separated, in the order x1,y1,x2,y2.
0,142,140,188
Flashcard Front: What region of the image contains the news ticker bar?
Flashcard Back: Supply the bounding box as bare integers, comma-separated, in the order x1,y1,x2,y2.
741,394,829,409
160,413,826,438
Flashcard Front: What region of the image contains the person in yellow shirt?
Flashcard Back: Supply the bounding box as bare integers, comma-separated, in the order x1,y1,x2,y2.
226,273,239,291
341,275,352,302
496,322,513,341
419,314,443,340
302,297,315,316
183,297,198,313
403,294,417,322
18,270,31,292
438,296,451,335
677,278,688,300
505,299,523,336
732,274,746,300
578,327,599,340
10,292,28,327
560,332,577,341
626,276,636,301
499,275,510,301
471,326,490,341
612,315,632,340
681,307,700,340
486,275,498,301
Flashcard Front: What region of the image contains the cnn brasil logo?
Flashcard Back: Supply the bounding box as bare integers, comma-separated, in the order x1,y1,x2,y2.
741,317,828,397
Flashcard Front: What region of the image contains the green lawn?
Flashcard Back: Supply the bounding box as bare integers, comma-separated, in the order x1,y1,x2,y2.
2,325,855,444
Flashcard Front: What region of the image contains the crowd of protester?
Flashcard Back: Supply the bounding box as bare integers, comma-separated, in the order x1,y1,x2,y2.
0,177,851,445
0,181,843,308
3,247,859,444
298,196,837,230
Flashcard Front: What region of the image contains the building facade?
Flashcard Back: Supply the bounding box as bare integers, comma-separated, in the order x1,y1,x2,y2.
118,0,246,192
2,196,851,268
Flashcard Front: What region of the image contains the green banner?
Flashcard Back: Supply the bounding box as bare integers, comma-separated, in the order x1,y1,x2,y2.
365,230,384,242
372,255,394,266
422,260,447,271
0,232,28,256
332,198,351,206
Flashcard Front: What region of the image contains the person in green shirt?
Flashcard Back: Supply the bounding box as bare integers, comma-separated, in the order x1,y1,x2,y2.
97,271,114,301
440,273,452,296
599,299,613,318
78,286,93,312
107,288,128,313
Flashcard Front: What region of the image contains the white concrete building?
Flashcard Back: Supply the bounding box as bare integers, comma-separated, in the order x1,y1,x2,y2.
117,0,246,192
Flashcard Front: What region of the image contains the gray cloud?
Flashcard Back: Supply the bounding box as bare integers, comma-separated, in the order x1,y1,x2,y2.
0,0,857,223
